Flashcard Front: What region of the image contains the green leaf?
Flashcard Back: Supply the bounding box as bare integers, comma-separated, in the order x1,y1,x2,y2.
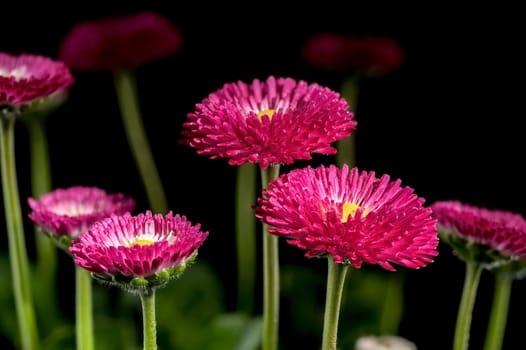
198,313,262,350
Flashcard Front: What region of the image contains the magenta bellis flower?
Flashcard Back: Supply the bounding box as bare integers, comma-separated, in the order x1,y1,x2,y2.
431,200,526,267
0,52,74,109
255,164,439,271
28,186,136,250
69,211,209,292
182,75,356,169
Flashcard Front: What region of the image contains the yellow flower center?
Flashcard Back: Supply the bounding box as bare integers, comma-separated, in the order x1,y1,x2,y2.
130,239,154,247
257,109,275,121
341,202,360,223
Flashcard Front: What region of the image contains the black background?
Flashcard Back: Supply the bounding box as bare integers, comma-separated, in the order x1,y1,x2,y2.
1,2,525,349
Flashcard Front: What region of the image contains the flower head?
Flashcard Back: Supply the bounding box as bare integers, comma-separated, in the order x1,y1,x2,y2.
255,164,438,271
181,76,356,169
58,11,183,71
28,186,136,248
69,211,209,293
0,52,74,109
301,33,405,76
431,200,526,267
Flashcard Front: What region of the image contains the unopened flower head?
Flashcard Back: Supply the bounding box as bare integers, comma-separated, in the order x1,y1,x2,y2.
431,200,526,268
302,33,405,76
69,211,209,293
28,186,136,250
0,52,74,112
182,75,356,169
255,164,438,270
58,11,183,71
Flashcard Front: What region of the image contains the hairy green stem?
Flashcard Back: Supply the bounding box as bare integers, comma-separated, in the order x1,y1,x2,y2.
336,76,360,168
321,259,349,350
261,164,281,350
76,266,94,350
140,291,158,350
0,116,40,350
235,162,257,314
379,271,405,335
113,69,168,214
453,261,483,350
25,119,60,329
483,270,512,350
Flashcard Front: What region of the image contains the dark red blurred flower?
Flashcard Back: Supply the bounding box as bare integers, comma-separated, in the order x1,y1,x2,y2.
302,33,405,76
58,11,183,71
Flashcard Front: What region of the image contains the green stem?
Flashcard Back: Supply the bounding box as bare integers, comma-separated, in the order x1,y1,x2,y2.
261,164,281,350
379,271,405,335
25,119,59,328
140,291,158,350
76,266,94,350
0,116,40,350
235,162,257,314
483,270,513,350
321,259,349,350
453,261,483,350
336,76,360,168
113,69,168,214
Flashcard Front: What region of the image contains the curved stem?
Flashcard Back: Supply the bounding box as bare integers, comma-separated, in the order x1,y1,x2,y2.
140,290,158,350
261,164,281,350
235,162,257,314
0,116,40,350
76,266,94,350
321,259,349,350
483,270,513,350
113,69,168,214
453,261,483,350
379,270,405,335
336,76,360,168
25,119,59,327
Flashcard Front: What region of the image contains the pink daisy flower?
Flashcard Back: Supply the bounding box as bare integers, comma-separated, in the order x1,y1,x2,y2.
431,200,526,266
58,11,183,71
255,164,438,271
0,52,74,108
69,211,209,291
181,76,356,169
28,186,136,246
301,33,405,76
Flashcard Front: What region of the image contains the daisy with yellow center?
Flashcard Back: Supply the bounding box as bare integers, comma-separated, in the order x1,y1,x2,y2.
256,164,438,271
182,75,356,169
70,211,208,350
256,164,437,350
69,211,208,290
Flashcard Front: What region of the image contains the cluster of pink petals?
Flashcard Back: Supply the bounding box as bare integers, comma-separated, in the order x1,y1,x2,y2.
28,186,136,239
0,52,74,107
182,76,356,169
301,33,405,76
255,164,438,271
58,11,183,71
431,200,526,259
69,211,208,279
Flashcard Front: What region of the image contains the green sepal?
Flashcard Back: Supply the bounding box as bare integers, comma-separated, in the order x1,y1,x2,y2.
131,277,149,287
439,230,514,268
